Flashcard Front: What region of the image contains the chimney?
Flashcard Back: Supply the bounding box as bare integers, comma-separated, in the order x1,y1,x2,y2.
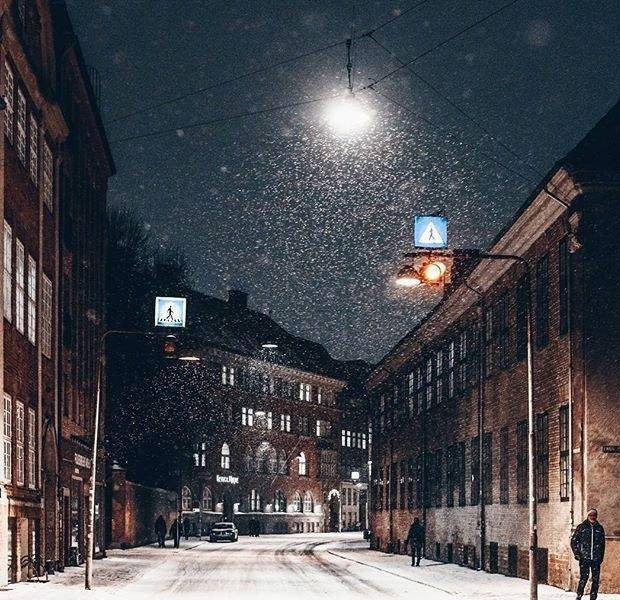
228,289,248,310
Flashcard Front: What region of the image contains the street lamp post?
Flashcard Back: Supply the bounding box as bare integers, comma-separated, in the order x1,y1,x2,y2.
396,250,538,600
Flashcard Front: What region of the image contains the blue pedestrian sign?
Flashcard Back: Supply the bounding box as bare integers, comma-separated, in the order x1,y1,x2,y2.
154,297,187,328
414,216,448,249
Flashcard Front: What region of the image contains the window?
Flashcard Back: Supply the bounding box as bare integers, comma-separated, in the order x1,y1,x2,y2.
298,452,306,476
559,405,569,501
3,222,11,322
303,491,314,513
221,365,235,385
559,238,569,336
483,432,492,505
435,349,444,403
16,401,24,486
4,61,14,144
181,486,192,511
457,330,468,393
316,387,323,404
280,414,291,432
298,416,309,436
495,295,509,369
316,419,331,438
299,383,311,402
425,357,433,409
194,440,207,468
500,426,509,504
361,432,367,450
417,365,425,414
29,113,38,184
241,407,254,426
292,492,302,512
16,88,26,164
27,256,36,344
255,410,272,430
27,408,35,489
484,306,494,376
202,487,212,511
346,430,352,447
536,254,550,348
471,437,480,506
536,412,549,502
517,420,528,504
2,394,11,482
516,275,528,361
41,139,53,210
407,371,415,415
274,490,286,512
41,274,52,358
447,341,455,399
457,442,466,506
446,445,455,507
278,450,287,474
220,443,230,470
15,239,24,334
249,489,262,512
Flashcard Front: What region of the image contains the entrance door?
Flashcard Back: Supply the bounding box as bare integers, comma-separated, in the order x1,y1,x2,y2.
328,493,340,532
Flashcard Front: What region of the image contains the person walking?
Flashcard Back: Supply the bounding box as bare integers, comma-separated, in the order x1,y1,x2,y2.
571,508,605,600
406,517,425,566
170,518,180,549
154,515,167,548
183,517,191,540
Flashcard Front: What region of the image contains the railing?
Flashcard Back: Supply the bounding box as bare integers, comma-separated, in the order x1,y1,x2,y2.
20,554,48,582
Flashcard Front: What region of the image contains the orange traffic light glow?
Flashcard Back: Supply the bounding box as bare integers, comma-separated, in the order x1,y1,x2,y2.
421,260,447,282
395,259,449,287
395,265,421,287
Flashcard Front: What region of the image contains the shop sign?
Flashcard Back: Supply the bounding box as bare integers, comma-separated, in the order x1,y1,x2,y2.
216,474,239,484
75,453,91,469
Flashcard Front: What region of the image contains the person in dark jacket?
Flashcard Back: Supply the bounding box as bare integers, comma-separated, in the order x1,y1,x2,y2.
154,515,167,548
405,518,425,566
170,519,180,548
183,517,191,540
571,508,605,600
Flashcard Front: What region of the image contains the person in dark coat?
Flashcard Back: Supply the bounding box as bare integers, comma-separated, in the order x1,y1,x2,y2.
154,515,167,548
571,508,605,600
405,517,425,566
183,517,191,540
170,519,180,548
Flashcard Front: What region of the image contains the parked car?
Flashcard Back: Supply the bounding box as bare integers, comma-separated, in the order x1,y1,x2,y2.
209,522,239,543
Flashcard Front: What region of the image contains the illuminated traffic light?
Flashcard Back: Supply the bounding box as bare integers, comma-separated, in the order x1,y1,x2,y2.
395,254,453,288
163,334,178,357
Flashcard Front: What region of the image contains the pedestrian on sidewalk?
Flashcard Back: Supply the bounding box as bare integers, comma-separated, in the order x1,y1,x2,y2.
571,508,605,600
183,517,191,540
405,517,425,567
155,515,167,548
170,518,180,548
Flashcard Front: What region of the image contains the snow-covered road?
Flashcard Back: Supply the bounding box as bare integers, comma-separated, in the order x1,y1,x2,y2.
3,534,619,599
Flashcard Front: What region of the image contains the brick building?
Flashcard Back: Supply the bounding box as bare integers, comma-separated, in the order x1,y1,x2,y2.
0,0,112,584
367,101,620,593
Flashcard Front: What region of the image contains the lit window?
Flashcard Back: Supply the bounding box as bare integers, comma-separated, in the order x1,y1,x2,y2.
274,490,286,512
346,430,351,447
298,452,306,476
41,274,52,358
15,239,24,334
292,492,302,512
317,387,323,404
221,365,235,386
316,420,331,438
4,61,14,144
280,414,290,432
41,139,53,211
3,222,11,322
341,429,346,446
2,394,11,482
299,383,311,402
362,433,367,450
303,491,314,513
27,255,36,345
16,401,24,486
29,113,38,184
181,486,192,511
202,487,212,511
249,489,261,512
220,443,230,470
16,88,26,164
241,407,254,426
27,408,35,489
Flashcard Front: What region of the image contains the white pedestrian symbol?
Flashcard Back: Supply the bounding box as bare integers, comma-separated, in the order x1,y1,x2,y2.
419,221,444,245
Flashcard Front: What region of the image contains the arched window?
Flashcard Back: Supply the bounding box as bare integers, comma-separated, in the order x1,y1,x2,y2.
244,446,254,472
298,452,307,476
267,446,277,474
278,450,287,474
181,486,192,511
249,489,262,512
303,491,314,513
274,490,286,513
221,443,230,469
255,442,276,474
292,492,302,512
202,487,212,511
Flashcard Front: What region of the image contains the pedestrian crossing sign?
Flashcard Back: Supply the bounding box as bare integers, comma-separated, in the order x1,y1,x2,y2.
414,216,448,249
154,296,187,328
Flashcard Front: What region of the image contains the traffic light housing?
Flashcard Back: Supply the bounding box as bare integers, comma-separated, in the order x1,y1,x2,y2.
395,253,454,288
163,334,178,358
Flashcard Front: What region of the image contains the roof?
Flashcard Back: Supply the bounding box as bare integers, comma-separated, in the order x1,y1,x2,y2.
184,290,372,382
368,98,620,387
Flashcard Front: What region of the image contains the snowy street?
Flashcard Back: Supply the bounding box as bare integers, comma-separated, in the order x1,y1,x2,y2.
4,533,619,600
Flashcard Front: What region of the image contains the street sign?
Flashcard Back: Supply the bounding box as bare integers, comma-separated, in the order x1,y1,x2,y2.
414,216,448,249
154,296,187,328
603,446,620,453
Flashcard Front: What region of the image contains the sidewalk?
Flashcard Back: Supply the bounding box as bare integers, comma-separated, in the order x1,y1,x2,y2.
327,539,620,600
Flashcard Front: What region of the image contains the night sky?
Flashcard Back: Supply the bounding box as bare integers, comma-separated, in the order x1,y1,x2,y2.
66,1,620,363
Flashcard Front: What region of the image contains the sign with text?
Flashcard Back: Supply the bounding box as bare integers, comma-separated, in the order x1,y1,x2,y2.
603,446,620,453
216,474,239,484
414,216,448,249
154,297,187,328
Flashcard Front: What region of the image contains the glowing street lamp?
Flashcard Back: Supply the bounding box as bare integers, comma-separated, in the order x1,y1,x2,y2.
325,93,373,135
395,264,421,288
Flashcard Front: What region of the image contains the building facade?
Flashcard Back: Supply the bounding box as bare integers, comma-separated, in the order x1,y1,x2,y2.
0,0,112,584
367,102,620,593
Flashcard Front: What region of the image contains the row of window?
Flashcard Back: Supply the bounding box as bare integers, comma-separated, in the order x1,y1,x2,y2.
373,406,566,511
3,221,52,356
376,239,571,429
181,486,315,514
3,60,54,210
241,407,332,438
2,393,36,488
221,365,335,406
341,429,367,449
